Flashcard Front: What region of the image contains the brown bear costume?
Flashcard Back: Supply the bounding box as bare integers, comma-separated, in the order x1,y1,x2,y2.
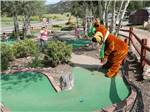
93,22,128,78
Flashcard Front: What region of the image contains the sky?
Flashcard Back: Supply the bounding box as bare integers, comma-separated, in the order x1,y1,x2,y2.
46,0,61,4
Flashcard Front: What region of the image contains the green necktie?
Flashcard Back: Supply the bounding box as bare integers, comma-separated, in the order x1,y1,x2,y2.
88,26,96,38
99,43,105,59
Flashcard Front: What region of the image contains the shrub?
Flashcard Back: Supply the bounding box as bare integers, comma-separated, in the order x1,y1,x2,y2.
61,23,75,31
30,58,43,68
26,35,35,39
61,26,75,31
10,31,23,39
29,57,43,68
52,24,62,28
13,39,38,58
30,16,40,21
1,44,14,70
28,52,44,68
42,14,66,20
44,40,72,67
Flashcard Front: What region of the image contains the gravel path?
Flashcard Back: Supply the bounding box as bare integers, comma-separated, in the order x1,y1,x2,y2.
71,53,99,66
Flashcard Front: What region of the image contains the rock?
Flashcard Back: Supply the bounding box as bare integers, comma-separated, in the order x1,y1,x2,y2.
26,56,31,59
60,73,74,91
0,103,10,112
144,21,150,31
143,64,150,80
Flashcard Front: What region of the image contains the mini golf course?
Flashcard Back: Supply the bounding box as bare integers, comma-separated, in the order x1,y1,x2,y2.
1,38,91,48
65,39,91,48
1,38,16,45
1,67,130,112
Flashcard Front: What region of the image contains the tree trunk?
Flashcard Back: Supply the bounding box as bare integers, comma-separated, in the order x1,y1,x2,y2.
98,1,103,23
100,1,105,24
83,17,86,36
90,1,96,18
116,0,130,36
103,2,107,26
85,7,88,35
76,16,79,27
23,14,31,39
110,0,116,33
116,0,124,25
89,7,93,29
13,12,20,40
104,1,111,28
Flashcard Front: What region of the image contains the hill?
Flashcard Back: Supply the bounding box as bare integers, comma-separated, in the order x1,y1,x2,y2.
47,1,72,14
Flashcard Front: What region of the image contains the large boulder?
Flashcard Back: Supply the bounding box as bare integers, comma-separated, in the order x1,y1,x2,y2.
144,20,150,31
143,64,150,80
60,73,74,91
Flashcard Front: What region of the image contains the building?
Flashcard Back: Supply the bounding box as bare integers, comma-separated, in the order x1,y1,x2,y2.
129,9,149,25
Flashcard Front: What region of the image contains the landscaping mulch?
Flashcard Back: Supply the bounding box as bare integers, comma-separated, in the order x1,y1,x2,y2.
128,61,150,112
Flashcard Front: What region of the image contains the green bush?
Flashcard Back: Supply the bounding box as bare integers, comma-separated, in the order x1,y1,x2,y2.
9,31,35,39
10,31,23,39
52,24,62,28
61,23,75,31
30,58,43,68
1,44,14,70
13,39,38,58
26,35,35,39
44,41,72,67
28,52,44,68
42,14,65,19
30,16,40,21
61,26,75,31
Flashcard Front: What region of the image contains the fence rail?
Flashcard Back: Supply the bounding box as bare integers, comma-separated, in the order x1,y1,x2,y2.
120,27,150,73
120,29,129,32
119,34,129,38
131,32,142,44
143,45,150,52
129,37,141,55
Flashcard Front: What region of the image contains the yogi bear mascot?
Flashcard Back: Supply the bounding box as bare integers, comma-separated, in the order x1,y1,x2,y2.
92,22,128,78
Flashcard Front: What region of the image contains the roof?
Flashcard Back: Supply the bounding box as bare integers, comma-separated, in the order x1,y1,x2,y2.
130,9,149,16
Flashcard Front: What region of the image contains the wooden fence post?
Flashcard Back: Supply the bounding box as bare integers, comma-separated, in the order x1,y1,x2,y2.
122,38,128,65
140,39,147,72
124,38,128,43
128,27,133,47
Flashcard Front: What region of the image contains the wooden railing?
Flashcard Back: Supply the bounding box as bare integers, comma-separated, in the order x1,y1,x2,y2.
119,27,150,72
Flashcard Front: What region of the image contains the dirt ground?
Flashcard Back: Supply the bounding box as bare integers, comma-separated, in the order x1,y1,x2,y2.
127,60,150,112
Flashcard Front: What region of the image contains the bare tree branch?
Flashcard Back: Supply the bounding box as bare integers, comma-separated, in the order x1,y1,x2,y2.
110,0,116,33
116,0,130,36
